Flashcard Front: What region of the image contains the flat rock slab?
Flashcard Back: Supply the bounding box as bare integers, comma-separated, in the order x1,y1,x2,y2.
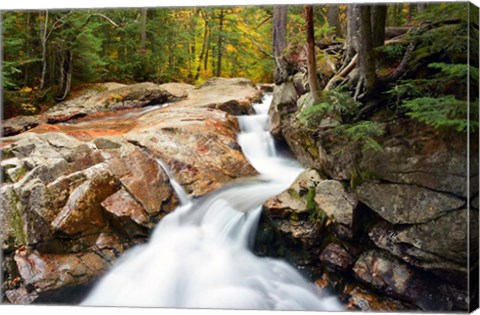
174,77,262,115
355,182,465,224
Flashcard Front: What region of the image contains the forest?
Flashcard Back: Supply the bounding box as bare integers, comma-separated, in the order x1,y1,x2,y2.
1,2,479,312
2,2,477,125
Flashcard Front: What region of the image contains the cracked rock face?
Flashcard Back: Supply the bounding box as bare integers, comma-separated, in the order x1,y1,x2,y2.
355,182,465,224
1,78,261,304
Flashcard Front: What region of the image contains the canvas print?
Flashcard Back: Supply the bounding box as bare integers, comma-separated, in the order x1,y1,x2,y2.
0,1,479,312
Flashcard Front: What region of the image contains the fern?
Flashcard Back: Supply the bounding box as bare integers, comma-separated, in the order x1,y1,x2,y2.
333,121,385,152
403,96,478,132
297,90,362,127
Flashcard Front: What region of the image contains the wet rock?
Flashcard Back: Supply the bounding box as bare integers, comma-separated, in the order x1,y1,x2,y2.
314,180,357,227
353,249,457,311
355,182,465,224
368,212,474,288
2,115,42,137
115,143,176,216
280,115,475,198
174,77,262,115
126,107,257,197
256,169,324,265
2,158,28,183
2,78,263,304
101,188,153,229
319,243,354,271
344,285,412,311
269,82,298,140
257,83,274,93
158,82,195,99
263,169,322,217
8,233,125,303
5,285,39,304
1,186,28,251
45,82,180,123
359,122,475,197
51,167,120,236
472,194,479,210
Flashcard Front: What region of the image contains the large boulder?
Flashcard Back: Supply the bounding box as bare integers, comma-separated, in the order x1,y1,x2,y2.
353,250,467,311
369,209,478,288
355,182,465,224
268,82,298,140
45,82,181,123
358,120,476,197
5,233,125,304
173,77,262,115
255,169,360,270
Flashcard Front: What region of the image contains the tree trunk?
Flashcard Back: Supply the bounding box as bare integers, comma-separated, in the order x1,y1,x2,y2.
371,5,387,47
417,3,428,12
24,11,31,86
215,8,224,77
273,5,288,84
304,5,321,104
391,4,398,27
205,27,211,71
195,11,209,80
140,8,147,54
56,49,73,101
327,5,342,37
40,10,49,89
358,5,376,97
345,4,360,61
408,4,415,23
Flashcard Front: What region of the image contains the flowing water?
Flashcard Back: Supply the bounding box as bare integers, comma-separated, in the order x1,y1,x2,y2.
82,95,341,311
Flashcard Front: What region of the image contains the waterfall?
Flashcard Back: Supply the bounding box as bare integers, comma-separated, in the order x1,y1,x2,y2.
82,94,341,311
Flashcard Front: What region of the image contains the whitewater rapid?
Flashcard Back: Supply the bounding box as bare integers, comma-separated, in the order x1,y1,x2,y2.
82,94,341,311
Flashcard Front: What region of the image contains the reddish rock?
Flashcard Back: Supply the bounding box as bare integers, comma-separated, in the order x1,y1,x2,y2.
101,188,153,228
51,168,120,236
319,243,354,271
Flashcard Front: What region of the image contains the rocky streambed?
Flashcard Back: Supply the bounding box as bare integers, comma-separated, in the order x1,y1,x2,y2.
1,77,478,311
1,78,261,304
256,81,479,311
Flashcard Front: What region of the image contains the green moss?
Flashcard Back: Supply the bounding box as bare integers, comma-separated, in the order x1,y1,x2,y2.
11,165,28,182
287,188,301,200
306,187,316,213
8,190,27,246
1,148,15,160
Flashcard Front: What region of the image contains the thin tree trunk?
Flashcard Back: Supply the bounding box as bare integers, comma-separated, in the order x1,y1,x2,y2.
327,5,341,37
408,4,415,23
56,49,73,101
391,4,398,27
358,5,376,96
140,8,147,54
273,5,288,84
417,3,428,12
304,5,321,103
205,24,212,71
216,8,224,77
371,5,387,47
40,10,49,89
195,11,209,80
24,11,31,86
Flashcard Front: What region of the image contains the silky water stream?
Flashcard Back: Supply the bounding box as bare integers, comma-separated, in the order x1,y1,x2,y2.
83,95,341,311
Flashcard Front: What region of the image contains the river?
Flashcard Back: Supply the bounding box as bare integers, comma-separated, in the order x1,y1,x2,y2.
82,95,341,311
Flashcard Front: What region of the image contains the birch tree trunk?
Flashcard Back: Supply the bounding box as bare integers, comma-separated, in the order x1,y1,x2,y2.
304,5,321,103
40,10,49,89
273,5,288,84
